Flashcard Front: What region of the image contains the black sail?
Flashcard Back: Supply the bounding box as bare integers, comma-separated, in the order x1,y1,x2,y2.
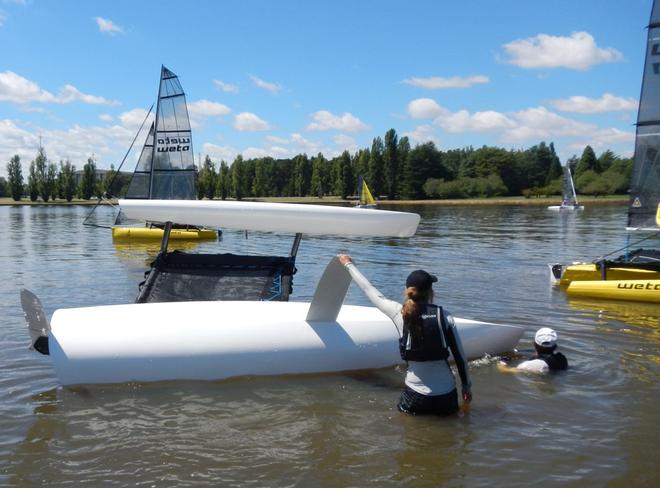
125,66,197,200
628,0,660,230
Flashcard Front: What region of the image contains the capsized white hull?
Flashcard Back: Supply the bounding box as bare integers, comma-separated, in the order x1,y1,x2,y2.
547,205,584,211
48,301,523,386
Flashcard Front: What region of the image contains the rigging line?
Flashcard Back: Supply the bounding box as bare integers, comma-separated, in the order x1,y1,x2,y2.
82,103,154,227
593,230,660,262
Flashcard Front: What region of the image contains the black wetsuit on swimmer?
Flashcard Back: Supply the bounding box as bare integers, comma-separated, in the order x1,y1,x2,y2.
517,351,567,373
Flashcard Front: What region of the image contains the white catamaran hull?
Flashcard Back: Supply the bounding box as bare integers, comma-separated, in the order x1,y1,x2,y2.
547,205,584,211
47,301,523,386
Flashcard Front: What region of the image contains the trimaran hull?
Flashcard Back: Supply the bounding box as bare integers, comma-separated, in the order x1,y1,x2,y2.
48,301,523,386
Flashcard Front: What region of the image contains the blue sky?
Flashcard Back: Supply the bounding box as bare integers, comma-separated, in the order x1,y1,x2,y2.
0,0,654,176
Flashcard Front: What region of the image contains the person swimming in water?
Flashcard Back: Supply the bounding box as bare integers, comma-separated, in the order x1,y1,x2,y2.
499,327,568,374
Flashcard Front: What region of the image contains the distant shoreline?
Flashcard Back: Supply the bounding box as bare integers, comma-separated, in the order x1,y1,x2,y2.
0,196,628,207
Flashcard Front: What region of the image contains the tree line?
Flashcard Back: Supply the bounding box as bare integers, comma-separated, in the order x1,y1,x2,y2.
3,129,632,202
3,147,131,202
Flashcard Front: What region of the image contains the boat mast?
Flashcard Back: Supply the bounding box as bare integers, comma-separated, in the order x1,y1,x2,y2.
568,166,579,205
148,65,165,200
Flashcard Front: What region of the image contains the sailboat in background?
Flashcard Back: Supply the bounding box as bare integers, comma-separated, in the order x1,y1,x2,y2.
550,0,660,302
112,66,216,240
356,176,377,208
548,165,583,211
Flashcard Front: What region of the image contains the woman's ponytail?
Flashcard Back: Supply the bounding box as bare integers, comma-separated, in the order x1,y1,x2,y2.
402,286,426,336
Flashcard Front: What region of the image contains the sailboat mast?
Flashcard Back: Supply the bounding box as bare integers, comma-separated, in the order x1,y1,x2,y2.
148,65,165,200
568,166,579,205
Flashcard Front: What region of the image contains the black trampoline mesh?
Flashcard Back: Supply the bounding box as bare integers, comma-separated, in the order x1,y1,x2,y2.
135,251,296,303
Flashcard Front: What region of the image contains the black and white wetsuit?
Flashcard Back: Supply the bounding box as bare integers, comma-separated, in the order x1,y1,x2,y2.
343,262,471,413
517,351,568,373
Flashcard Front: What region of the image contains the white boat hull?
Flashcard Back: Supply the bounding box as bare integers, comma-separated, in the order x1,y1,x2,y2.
118,199,420,237
547,205,584,211
48,301,523,386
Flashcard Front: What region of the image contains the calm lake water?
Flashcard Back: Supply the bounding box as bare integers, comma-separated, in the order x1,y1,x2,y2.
0,203,658,487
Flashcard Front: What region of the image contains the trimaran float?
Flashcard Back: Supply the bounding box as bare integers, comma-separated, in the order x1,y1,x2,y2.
550,0,660,303
21,198,523,386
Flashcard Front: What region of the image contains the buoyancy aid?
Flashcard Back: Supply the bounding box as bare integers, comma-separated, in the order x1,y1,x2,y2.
399,304,450,362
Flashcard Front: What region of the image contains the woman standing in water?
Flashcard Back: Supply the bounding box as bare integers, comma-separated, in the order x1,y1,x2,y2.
338,255,472,415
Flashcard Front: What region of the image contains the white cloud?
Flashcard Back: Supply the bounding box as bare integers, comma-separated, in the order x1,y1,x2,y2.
266,135,289,144
234,112,271,131
333,134,358,153
502,32,623,70
119,108,153,131
57,84,120,106
0,118,135,176
188,99,231,117
404,96,635,152
500,106,596,144
438,110,516,134
213,79,239,93
550,93,638,113
402,75,490,89
306,110,369,132
98,114,114,122
407,98,447,119
249,75,282,94
290,133,323,155
95,17,123,34
403,125,440,146
202,142,238,162
242,146,290,159
0,11,6,27
0,71,119,106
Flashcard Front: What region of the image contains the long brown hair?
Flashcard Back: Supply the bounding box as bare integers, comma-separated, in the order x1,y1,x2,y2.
402,286,433,336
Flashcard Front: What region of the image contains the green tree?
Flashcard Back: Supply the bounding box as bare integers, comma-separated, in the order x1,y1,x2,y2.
231,155,245,200
45,163,57,201
597,150,617,172
216,161,230,200
252,158,270,197
34,147,49,201
293,154,311,196
401,142,440,199
575,145,599,175
368,137,385,197
27,160,39,201
333,150,353,199
354,149,370,189
310,153,328,197
383,129,399,199
79,158,97,200
197,155,216,199
59,160,77,202
7,154,24,201
546,142,563,183
0,177,7,197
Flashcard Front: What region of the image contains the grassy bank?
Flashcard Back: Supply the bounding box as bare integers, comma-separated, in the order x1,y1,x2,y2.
1,195,628,207
251,195,629,206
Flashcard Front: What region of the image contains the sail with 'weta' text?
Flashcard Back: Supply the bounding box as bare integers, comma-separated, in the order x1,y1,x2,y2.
125,66,196,200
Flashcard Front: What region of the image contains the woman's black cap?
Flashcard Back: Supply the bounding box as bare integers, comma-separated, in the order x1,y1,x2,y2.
406,270,438,290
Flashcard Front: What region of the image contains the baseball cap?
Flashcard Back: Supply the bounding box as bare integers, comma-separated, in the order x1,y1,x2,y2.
535,327,558,347
405,270,438,290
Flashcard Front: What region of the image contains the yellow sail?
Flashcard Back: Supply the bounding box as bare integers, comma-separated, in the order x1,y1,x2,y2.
361,180,376,206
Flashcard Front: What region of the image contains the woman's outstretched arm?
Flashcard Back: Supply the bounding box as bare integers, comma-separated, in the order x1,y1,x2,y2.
337,255,402,325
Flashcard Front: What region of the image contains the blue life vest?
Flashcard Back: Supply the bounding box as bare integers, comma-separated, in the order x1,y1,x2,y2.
399,304,450,362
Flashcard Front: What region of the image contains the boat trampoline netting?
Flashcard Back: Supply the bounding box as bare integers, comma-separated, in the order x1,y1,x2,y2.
135,251,296,303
